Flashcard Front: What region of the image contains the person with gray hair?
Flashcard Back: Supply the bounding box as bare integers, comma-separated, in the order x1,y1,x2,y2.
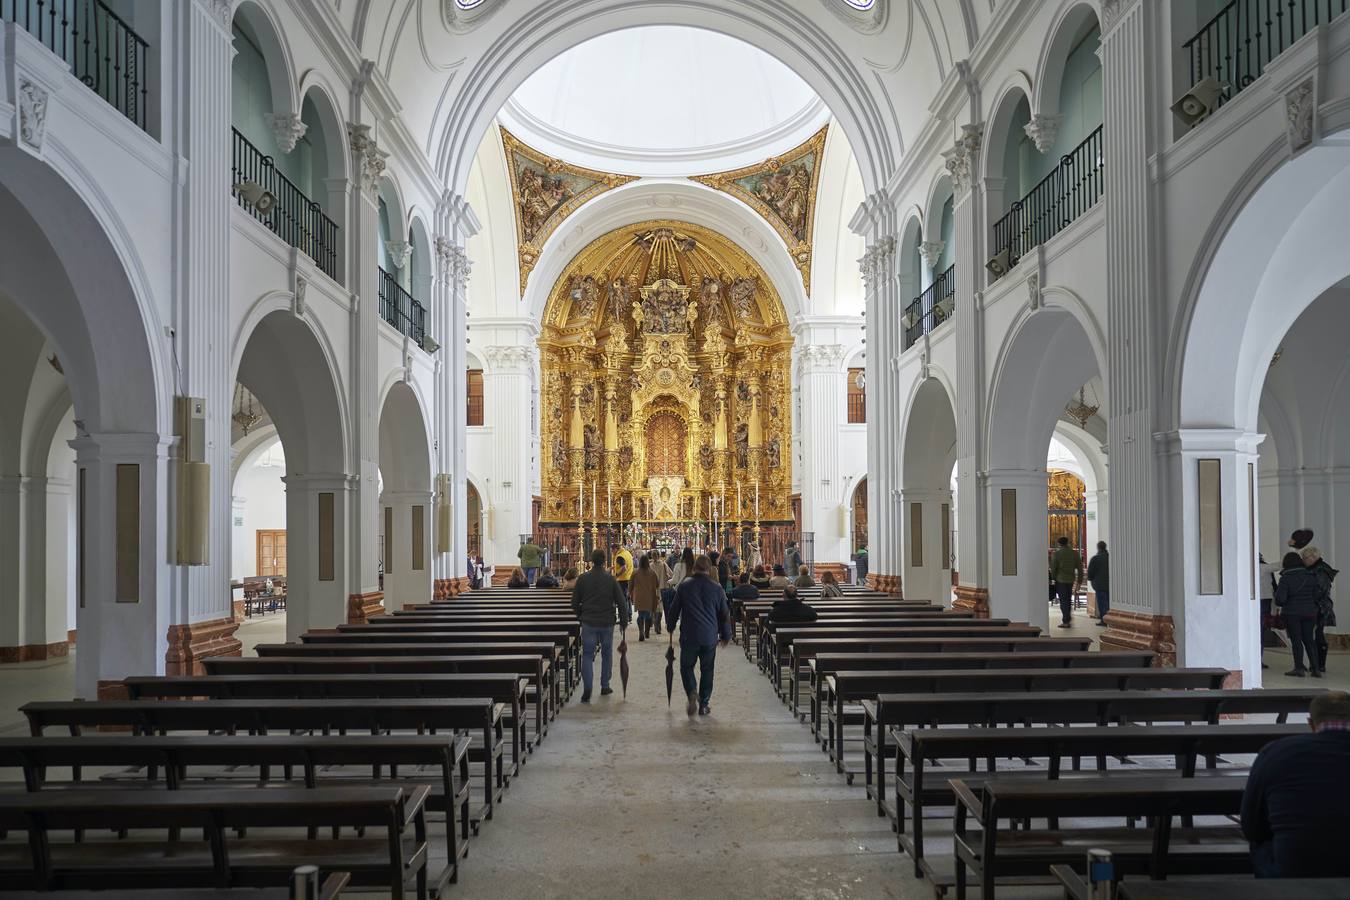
1241,691,1350,877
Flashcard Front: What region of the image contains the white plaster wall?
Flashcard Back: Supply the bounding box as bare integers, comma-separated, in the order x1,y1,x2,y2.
230,441,287,581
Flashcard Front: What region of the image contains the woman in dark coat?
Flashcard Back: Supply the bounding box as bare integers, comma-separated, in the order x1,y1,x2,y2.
629,555,662,641
1276,551,1323,677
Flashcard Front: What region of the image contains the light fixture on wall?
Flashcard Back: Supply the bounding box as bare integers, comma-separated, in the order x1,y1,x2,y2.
1064,384,1100,429
854,370,865,390
232,384,261,435
985,248,1011,280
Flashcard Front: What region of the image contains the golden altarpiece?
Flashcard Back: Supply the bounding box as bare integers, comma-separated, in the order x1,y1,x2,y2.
537,220,794,553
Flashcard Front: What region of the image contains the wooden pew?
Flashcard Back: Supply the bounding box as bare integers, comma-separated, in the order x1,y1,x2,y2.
0,787,432,899
863,688,1324,828
894,723,1301,880
6,875,350,899
822,667,1230,782
123,673,533,774
776,634,1091,702
205,653,558,729
805,651,1157,740
0,734,472,885
951,777,1251,899
22,697,507,826
755,613,1003,670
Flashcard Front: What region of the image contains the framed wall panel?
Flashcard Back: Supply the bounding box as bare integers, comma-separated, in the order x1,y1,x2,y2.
318,492,335,582
115,464,139,602
78,468,86,609
1197,459,1223,595
412,505,425,571
1248,462,1256,600
1000,488,1018,577
940,503,951,570
909,502,923,567
383,507,394,574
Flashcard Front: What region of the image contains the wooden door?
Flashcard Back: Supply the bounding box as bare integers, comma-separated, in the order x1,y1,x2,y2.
256,529,287,577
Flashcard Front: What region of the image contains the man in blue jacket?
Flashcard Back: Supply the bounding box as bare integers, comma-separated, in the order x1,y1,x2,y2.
666,554,733,717
1241,691,1350,877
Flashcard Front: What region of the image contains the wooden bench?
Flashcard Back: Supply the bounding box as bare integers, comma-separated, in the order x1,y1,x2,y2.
0,733,472,885
895,723,1302,878
802,651,1156,732
22,697,507,826
738,602,954,650
5,873,349,899
297,630,579,682
123,673,534,773
822,668,1229,782
863,688,1323,828
951,777,1250,899
757,616,1018,673
1050,865,1350,899
777,635,1092,702
0,787,432,898
204,653,559,728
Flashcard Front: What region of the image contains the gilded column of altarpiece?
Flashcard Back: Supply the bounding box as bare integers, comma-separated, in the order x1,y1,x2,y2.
537,220,794,528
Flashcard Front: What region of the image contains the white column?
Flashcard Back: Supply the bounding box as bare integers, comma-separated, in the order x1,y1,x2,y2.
346,121,384,601
175,0,235,631
433,194,479,588
946,126,988,605
70,433,172,698
0,476,66,654
1165,430,1264,687
281,474,352,639
796,343,847,562
480,346,535,567
855,219,899,582
984,468,1052,630
1101,0,1167,622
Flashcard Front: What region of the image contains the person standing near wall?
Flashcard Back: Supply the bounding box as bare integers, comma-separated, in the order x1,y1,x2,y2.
1049,536,1082,629
1276,551,1323,678
666,555,733,717
1086,541,1109,627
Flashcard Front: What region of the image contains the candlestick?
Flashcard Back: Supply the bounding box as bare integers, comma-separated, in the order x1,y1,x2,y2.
607,483,612,521
755,481,760,521
592,482,597,522
737,483,742,519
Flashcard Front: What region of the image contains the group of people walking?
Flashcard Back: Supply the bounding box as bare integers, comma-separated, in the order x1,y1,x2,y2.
1262,528,1338,677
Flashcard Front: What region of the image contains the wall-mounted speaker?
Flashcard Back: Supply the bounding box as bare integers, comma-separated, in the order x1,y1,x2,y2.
174,396,209,565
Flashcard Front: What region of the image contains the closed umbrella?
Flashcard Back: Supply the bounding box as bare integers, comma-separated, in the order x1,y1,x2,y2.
617,626,630,698
665,632,676,706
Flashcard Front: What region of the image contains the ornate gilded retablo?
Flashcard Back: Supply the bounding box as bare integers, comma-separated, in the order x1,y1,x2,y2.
538,220,794,525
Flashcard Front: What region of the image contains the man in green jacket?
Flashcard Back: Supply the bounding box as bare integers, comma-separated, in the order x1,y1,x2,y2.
517,539,544,585
1049,536,1082,629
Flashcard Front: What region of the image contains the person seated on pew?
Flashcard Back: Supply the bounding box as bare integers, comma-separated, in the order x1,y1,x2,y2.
749,565,771,590
768,564,790,589
507,567,530,589
1241,691,1350,879
767,585,817,625
730,572,759,603
819,570,842,598
561,567,579,591
794,565,815,588
535,568,560,588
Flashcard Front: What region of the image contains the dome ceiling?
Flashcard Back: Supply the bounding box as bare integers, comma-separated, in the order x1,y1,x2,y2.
500,26,829,176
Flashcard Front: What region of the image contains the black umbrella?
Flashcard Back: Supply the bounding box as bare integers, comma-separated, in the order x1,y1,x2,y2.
665,632,676,706
618,626,630,698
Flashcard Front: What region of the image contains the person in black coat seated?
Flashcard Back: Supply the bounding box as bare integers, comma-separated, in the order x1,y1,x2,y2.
1276,551,1324,677
1242,691,1350,878
534,568,559,588
767,585,816,625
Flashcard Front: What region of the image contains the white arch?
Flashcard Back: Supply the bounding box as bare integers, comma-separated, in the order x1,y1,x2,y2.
521,180,812,321
1176,136,1350,432
1031,0,1101,117
232,0,299,117
980,74,1034,183
431,3,902,197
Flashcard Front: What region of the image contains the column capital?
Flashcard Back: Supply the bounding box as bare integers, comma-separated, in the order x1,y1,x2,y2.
1099,0,1140,33
1023,114,1063,154
434,235,472,291
482,344,534,373
940,124,984,195
264,112,307,153
346,123,388,199
798,343,846,373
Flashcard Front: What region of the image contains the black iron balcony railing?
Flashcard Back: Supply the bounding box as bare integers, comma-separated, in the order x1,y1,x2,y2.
231,127,339,281
3,0,149,131
902,263,955,351
379,267,428,350
1184,0,1349,111
990,124,1104,277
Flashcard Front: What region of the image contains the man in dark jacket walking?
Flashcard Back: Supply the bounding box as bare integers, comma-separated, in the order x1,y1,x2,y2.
1049,536,1082,628
1086,541,1109,626
666,555,733,717
570,549,631,702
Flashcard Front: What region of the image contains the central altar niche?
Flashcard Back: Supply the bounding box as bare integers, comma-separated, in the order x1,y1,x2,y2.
538,220,794,532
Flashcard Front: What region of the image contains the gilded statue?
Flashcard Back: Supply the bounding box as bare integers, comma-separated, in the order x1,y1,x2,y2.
518,166,573,242
551,437,568,472
731,277,758,320
753,164,812,240
569,275,600,321
734,421,749,469
767,437,781,469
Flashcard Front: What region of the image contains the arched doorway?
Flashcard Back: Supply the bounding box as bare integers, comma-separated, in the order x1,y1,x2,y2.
850,477,868,583
233,310,348,640
378,381,433,610
901,378,958,602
